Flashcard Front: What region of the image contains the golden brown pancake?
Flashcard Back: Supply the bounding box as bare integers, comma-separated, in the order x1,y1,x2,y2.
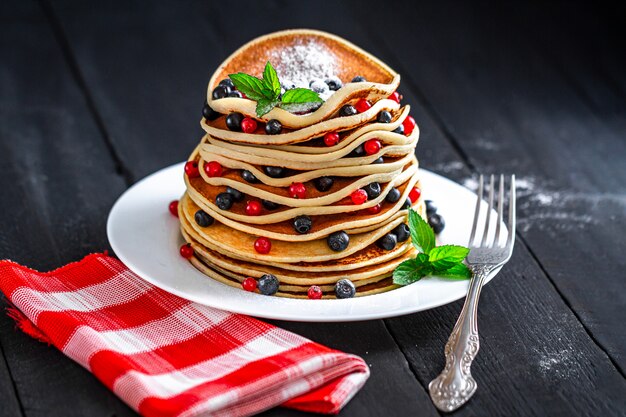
178,29,423,298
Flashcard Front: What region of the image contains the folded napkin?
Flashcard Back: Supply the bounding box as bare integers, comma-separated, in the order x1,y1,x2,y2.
0,254,369,417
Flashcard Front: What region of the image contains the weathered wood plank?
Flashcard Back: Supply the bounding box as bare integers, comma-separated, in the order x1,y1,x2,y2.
0,2,135,416
50,1,438,416
350,0,626,375
0,300,23,417
52,1,626,415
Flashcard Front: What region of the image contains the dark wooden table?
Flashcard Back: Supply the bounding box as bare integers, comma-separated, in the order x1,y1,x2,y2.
2,1,625,416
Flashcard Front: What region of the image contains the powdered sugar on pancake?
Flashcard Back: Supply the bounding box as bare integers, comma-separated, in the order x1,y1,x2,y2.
272,40,338,100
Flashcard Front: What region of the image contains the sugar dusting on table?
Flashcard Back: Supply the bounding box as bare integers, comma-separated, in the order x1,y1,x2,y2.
461,175,598,233
272,40,337,99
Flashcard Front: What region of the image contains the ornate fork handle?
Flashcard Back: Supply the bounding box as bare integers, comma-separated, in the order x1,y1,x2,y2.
428,264,494,412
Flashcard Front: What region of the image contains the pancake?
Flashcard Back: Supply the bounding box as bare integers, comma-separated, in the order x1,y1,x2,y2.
206,29,399,129
179,198,422,264
177,29,425,298
189,254,400,299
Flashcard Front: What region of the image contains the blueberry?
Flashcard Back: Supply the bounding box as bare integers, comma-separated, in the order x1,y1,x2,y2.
376,233,398,251
335,279,356,299
363,182,381,200
226,186,244,202
377,110,392,123
226,112,244,131
428,213,445,234
265,119,282,135
350,144,365,157
258,274,279,296
325,76,343,91
393,124,405,135
393,223,410,242
227,90,243,98
202,103,220,121
351,75,366,83
385,187,401,203
215,192,234,210
219,78,235,89
309,79,329,95
262,199,279,210
264,166,284,178
314,176,334,192
241,169,258,183
212,85,231,99
194,210,214,227
401,197,412,210
327,231,350,252
293,215,312,234
339,104,357,117
372,156,384,164
425,200,438,216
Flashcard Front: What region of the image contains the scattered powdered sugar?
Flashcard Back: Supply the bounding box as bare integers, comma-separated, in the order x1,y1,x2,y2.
429,161,466,175
271,40,338,100
461,174,601,233
537,347,579,380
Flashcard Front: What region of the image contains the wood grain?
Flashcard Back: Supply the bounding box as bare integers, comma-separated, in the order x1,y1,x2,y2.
350,0,626,374
0,0,624,416
0,2,134,416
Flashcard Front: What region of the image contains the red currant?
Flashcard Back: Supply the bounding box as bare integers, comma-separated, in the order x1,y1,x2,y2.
307,285,323,299
184,161,200,178
241,117,258,133
168,200,179,217
204,161,223,177
402,115,416,136
245,200,262,216
366,203,382,214
363,139,381,155
180,244,194,259
351,189,368,205
355,98,371,113
324,132,340,147
389,91,402,103
289,182,306,199
242,277,257,292
409,187,422,203
254,237,271,254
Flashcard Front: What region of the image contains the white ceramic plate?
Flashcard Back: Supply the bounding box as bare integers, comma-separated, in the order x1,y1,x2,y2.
107,162,503,322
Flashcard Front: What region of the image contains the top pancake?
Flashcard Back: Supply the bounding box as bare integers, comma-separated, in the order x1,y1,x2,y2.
204,29,400,130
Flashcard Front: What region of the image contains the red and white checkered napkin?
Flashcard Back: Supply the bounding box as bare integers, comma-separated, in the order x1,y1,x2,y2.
0,254,369,417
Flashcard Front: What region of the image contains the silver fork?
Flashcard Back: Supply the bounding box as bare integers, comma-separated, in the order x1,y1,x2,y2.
428,174,516,412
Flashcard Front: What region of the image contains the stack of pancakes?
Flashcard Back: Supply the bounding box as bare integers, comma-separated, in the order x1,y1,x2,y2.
179,30,424,298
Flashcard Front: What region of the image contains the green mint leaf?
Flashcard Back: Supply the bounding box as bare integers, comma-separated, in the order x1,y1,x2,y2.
255,98,279,117
435,263,473,280
229,73,268,101
428,245,470,270
281,88,323,105
262,61,281,97
393,258,431,285
261,87,277,100
408,208,435,254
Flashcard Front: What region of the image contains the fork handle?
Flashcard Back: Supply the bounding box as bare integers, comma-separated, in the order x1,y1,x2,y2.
428,264,492,412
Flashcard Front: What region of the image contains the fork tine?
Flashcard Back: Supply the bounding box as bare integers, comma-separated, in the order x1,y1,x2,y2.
480,174,495,247
506,175,516,248
468,175,483,247
492,174,504,247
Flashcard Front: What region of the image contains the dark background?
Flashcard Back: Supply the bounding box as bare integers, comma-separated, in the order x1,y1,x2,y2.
1,1,626,416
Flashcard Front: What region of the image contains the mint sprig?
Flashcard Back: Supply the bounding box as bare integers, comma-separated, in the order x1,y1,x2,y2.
228,61,323,117
393,208,472,285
